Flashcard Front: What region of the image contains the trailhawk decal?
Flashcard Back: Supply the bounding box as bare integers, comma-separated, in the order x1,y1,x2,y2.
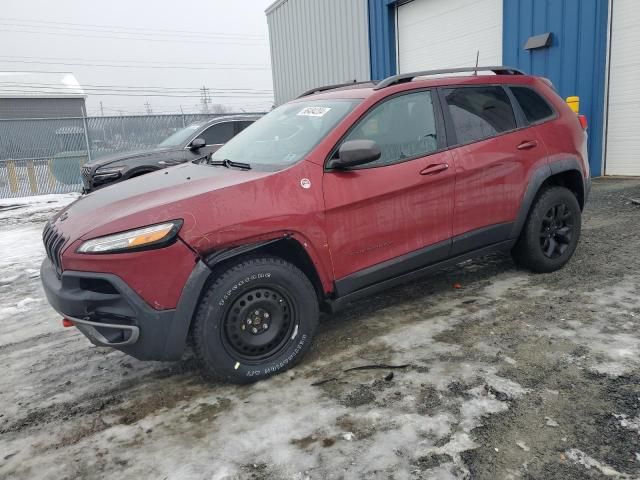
218,273,272,307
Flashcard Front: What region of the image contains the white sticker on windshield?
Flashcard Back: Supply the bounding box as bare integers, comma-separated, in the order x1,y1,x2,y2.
297,106,331,117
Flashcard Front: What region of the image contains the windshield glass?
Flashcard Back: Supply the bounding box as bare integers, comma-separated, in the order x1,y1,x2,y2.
210,99,360,168
157,122,202,147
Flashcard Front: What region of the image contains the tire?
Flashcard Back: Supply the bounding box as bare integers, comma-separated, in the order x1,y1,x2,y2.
512,186,582,273
192,256,319,384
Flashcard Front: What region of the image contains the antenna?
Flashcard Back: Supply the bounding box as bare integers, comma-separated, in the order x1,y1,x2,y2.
474,51,480,75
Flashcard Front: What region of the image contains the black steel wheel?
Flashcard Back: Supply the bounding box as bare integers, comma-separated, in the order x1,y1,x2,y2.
192,256,318,384
513,186,582,273
222,286,296,362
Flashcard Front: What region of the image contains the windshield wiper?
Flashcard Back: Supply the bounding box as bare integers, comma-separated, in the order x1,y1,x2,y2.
208,157,252,170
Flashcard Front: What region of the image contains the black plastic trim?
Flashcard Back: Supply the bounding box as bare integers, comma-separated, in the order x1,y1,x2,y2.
327,240,516,313
40,257,212,361
450,223,514,257
510,158,587,239
205,236,290,267
334,239,451,297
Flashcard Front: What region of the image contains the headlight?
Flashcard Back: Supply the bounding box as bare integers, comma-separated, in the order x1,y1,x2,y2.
94,166,124,179
77,220,183,254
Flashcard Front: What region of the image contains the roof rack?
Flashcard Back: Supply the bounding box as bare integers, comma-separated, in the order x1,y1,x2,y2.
374,66,525,90
298,80,378,98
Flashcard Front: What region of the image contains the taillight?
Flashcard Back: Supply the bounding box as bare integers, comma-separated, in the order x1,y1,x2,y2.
578,114,588,130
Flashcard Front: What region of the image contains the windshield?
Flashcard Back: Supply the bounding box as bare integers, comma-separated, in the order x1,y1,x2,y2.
210,99,360,168
157,122,202,147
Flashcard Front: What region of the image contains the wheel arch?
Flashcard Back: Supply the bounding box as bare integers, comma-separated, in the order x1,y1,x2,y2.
204,235,327,302
511,158,586,240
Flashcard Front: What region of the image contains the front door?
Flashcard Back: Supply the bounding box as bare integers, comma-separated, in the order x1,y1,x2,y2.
323,90,455,295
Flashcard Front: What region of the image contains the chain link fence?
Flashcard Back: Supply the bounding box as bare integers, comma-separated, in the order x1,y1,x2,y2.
0,113,262,198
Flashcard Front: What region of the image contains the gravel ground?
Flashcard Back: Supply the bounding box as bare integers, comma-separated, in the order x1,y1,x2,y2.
1,178,639,480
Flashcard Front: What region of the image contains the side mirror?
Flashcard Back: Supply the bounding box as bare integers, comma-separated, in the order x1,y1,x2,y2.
327,139,381,170
190,138,206,150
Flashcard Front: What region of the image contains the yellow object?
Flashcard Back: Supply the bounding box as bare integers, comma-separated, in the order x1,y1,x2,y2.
566,96,580,113
26,160,38,194
7,161,18,193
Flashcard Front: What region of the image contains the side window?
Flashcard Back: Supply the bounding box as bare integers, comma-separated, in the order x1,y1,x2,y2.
443,86,517,145
235,121,253,134
342,91,439,167
510,86,554,124
200,122,235,145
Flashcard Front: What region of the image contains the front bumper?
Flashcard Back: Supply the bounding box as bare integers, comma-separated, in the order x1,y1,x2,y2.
40,258,211,361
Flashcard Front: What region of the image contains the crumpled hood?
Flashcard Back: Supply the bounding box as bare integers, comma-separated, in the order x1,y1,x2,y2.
52,162,271,244
84,146,177,169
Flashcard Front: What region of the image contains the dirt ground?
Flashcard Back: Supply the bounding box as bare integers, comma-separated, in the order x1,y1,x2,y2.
1,178,640,480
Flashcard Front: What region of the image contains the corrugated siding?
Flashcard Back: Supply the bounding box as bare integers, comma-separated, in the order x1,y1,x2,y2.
503,0,609,176
267,0,371,105
368,0,397,80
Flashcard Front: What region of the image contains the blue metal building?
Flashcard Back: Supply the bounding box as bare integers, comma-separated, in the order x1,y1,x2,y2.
267,0,639,176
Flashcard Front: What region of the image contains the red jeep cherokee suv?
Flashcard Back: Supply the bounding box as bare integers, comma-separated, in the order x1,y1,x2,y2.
41,67,590,383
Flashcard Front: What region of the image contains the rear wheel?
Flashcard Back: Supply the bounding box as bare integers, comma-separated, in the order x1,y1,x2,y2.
512,186,581,273
192,256,318,383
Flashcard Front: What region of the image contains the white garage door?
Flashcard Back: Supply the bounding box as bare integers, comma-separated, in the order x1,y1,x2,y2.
396,0,503,74
605,0,640,176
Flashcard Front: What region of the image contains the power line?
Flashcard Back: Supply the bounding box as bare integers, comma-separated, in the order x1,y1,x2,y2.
0,54,270,68
0,82,273,94
0,17,266,39
0,59,270,71
0,27,267,46
0,88,273,99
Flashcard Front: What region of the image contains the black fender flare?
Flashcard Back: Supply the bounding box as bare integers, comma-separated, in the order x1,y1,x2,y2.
509,158,586,240
161,236,298,359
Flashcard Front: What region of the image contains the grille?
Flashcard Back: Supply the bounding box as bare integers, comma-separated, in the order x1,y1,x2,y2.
43,222,67,277
81,165,92,189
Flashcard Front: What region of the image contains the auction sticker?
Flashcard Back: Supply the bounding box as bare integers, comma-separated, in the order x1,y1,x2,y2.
297,106,331,117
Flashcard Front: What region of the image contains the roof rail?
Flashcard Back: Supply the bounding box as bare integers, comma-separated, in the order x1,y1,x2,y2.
298,80,377,98
374,66,525,90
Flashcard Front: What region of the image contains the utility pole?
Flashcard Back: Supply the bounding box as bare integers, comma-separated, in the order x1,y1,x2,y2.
144,101,153,115
200,86,211,114
100,101,104,116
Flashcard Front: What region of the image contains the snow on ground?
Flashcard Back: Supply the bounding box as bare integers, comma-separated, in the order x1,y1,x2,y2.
1,180,640,479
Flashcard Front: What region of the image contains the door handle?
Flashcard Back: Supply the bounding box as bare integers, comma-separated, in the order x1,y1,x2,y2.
517,140,538,150
420,163,449,176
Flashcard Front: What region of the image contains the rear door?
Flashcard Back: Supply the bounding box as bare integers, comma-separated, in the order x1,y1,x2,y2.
441,85,548,255
323,90,455,294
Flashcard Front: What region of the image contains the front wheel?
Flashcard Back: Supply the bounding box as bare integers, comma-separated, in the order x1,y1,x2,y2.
192,256,319,383
512,186,582,273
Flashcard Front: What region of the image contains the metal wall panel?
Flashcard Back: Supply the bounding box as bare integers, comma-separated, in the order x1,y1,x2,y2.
503,0,609,176
266,0,371,105
604,0,640,176
368,0,397,80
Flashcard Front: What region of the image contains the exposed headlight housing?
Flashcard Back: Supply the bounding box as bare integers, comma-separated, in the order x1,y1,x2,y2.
77,220,183,254
93,165,125,183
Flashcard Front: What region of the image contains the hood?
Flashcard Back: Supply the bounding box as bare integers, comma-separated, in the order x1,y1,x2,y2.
53,162,271,244
84,146,178,169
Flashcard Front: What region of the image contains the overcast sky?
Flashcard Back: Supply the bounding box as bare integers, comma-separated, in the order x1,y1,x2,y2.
1,0,275,115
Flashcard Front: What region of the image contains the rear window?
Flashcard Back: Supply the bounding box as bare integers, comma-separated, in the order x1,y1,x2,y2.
510,86,554,124
443,86,517,145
